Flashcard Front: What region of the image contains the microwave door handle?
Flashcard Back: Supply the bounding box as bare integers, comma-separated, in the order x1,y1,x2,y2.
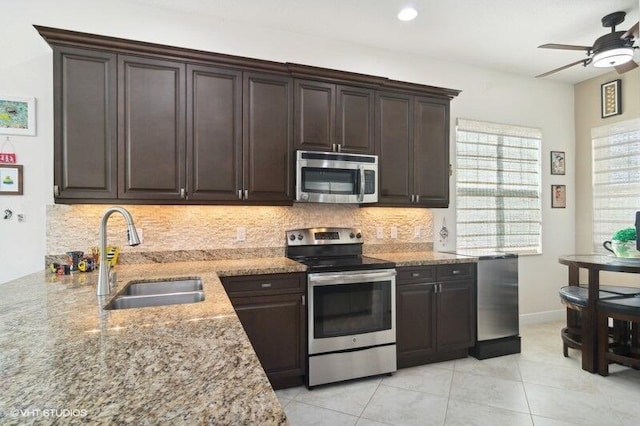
358,165,365,202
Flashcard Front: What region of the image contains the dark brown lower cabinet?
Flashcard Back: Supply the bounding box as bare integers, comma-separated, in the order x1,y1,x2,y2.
221,273,306,389
396,264,476,368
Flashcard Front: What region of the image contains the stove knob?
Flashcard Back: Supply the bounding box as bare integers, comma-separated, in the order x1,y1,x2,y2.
289,234,296,241
356,232,362,239
349,232,355,239
297,233,304,240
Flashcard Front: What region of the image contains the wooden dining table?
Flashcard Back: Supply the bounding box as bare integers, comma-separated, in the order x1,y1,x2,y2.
558,254,640,372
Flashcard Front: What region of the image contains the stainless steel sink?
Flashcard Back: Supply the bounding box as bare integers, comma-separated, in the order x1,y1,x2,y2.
104,277,205,310
121,278,203,296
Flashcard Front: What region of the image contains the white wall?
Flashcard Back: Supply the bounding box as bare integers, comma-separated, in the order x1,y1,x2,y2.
0,0,575,317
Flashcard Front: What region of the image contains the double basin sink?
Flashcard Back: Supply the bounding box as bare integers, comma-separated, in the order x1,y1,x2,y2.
104,277,205,310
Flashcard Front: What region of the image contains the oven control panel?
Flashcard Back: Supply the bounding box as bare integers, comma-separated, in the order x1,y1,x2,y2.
286,227,363,246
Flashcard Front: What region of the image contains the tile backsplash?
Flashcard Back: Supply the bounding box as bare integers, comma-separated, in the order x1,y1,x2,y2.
46,204,434,260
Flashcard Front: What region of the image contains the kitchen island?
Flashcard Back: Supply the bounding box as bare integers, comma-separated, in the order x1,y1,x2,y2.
0,258,304,425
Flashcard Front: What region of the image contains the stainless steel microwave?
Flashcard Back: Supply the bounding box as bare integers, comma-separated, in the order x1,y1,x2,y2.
295,150,378,204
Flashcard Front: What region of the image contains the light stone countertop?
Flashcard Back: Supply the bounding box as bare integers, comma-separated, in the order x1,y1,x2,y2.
0,258,304,425
0,251,473,425
374,251,478,266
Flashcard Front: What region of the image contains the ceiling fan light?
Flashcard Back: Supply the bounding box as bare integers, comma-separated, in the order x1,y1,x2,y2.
592,47,634,67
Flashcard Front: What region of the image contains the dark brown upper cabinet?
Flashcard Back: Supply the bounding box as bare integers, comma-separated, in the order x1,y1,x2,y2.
186,64,243,202
37,26,458,206
242,72,293,202
375,92,450,207
118,55,186,200
52,46,117,200
294,80,374,154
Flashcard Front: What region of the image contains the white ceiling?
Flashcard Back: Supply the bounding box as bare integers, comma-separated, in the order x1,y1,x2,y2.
129,0,639,84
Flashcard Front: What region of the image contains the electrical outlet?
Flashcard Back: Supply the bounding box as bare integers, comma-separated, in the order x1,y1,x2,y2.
237,227,246,241
414,226,421,239
391,226,398,239
376,226,384,239
17,213,25,223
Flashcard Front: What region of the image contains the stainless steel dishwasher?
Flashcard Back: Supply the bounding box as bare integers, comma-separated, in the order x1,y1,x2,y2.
447,251,521,359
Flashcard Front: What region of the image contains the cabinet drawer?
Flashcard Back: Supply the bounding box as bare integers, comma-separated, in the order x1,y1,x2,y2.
436,263,474,281
222,273,305,296
397,266,436,284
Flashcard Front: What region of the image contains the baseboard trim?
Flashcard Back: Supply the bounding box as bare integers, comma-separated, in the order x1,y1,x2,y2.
520,309,564,325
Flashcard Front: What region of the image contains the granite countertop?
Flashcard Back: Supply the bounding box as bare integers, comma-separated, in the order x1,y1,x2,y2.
374,251,478,266
0,250,472,424
0,257,304,425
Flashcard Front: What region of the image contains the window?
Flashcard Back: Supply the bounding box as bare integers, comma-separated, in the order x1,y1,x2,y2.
456,118,542,254
592,118,640,252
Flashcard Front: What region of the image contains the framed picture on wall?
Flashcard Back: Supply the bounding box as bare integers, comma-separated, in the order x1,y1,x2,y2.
0,164,23,195
601,79,622,119
551,184,566,209
550,151,565,175
0,96,36,136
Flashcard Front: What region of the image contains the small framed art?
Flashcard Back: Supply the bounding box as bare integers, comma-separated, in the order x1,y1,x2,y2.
0,164,23,195
601,80,622,119
551,151,565,175
0,96,36,136
551,184,566,209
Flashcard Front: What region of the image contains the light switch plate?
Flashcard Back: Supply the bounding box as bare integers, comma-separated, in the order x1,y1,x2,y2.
237,227,246,241
391,226,398,239
376,226,384,239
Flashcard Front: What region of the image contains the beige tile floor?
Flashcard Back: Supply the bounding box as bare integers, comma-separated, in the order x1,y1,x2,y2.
275,321,640,425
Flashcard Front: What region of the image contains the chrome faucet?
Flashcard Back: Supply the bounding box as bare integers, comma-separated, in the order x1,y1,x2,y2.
97,206,141,296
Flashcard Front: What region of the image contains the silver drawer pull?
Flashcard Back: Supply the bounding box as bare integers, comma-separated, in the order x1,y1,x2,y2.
411,272,421,277
261,283,272,288
452,270,461,275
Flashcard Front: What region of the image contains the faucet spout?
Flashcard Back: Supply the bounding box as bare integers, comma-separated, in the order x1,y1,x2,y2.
97,206,141,296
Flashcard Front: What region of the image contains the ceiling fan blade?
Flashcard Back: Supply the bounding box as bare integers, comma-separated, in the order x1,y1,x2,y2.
535,59,589,78
538,43,591,51
615,60,639,74
621,22,639,39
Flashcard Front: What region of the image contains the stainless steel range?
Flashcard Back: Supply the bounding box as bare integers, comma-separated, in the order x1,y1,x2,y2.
286,227,397,388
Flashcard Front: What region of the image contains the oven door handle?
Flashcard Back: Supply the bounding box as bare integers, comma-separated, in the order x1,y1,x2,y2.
309,270,396,284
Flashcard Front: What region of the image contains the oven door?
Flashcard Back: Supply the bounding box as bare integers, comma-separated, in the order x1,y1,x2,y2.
308,269,396,355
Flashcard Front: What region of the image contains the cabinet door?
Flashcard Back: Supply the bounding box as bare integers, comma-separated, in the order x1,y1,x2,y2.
396,282,437,367
186,64,242,201
413,97,450,207
336,85,374,154
243,72,293,202
231,293,306,389
118,55,186,200
437,280,475,352
294,79,335,152
375,92,413,204
53,46,117,200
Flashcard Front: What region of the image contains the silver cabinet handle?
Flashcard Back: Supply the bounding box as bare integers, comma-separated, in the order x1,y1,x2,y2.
415,195,420,203
337,144,342,152
244,189,249,200
53,185,60,197
238,190,243,200
180,188,186,199
411,272,420,277
302,295,306,306
452,270,461,275
260,283,271,288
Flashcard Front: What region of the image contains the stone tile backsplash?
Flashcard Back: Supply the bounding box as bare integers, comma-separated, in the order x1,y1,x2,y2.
46,204,433,260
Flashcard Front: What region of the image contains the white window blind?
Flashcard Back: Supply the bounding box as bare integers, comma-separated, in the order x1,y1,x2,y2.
456,118,542,254
592,118,640,252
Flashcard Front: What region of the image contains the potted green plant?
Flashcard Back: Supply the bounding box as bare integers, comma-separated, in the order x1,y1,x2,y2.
603,227,640,258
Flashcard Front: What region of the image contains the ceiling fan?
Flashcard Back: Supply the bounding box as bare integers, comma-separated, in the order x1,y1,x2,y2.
536,11,639,78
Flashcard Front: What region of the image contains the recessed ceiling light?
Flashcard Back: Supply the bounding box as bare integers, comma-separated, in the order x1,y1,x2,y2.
397,7,418,21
